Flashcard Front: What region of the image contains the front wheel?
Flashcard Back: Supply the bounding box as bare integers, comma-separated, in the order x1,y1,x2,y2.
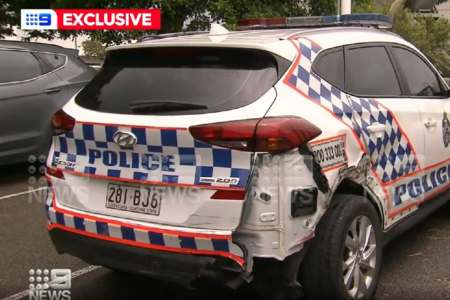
299,194,382,300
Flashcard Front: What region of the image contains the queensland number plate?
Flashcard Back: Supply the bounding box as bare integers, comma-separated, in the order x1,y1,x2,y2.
105,183,162,216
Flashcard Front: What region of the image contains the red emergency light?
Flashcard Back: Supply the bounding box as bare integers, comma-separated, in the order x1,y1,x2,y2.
236,14,393,31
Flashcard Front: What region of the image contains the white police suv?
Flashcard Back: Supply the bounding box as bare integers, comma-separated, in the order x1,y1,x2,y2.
45,13,450,300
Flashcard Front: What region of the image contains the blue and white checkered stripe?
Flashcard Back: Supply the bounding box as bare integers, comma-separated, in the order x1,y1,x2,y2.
51,123,252,189
287,38,420,183
348,96,419,182
45,182,245,265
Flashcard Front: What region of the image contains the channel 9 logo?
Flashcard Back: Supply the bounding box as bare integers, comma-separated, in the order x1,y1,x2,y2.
21,9,57,29
28,269,71,300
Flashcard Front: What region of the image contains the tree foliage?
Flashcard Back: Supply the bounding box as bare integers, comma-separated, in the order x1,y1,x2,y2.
1,0,311,45
1,0,450,71
1,0,375,44
81,39,106,58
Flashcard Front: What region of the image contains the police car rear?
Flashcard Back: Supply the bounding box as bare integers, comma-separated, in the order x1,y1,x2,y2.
46,38,305,229
45,13,395,300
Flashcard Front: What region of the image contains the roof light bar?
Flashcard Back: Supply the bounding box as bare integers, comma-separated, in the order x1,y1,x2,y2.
236,13,393,30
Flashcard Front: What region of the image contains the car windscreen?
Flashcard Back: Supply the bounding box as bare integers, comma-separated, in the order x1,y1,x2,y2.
74,46,283,115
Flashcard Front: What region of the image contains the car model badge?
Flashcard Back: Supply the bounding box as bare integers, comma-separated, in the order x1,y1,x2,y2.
443,111,450,147
112,131,137,148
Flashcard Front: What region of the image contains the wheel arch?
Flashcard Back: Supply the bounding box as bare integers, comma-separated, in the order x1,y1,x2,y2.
331,178,385,227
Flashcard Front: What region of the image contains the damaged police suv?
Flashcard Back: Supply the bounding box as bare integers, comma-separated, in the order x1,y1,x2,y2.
45,13,450,300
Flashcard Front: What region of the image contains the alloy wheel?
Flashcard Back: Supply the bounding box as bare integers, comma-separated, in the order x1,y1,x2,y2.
342,215,377,299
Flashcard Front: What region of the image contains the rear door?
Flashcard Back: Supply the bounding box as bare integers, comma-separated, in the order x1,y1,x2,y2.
0,49,68,163
342,44,425,219
49,46,288,230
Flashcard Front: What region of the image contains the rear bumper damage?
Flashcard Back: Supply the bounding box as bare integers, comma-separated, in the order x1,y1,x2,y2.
45,206,246,268
45,178,250,288
44,147,319,298
48,228,248,289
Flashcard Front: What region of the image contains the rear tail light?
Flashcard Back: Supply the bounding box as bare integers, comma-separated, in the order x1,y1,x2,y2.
188,116,322,152
52,109,75,136
211,190,246,200
46,167,65,179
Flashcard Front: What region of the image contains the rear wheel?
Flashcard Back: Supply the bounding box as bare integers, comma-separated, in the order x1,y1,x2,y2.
299,194,382,300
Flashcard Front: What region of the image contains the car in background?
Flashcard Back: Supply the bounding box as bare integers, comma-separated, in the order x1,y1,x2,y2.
0,40,97,166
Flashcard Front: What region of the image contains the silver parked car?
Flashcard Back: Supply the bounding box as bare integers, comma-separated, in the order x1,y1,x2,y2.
0,40,96,166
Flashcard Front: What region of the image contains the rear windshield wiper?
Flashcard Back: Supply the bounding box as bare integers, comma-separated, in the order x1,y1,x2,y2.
129,100,208,112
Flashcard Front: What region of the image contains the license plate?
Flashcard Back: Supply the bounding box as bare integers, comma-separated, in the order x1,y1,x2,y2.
105,183,162,216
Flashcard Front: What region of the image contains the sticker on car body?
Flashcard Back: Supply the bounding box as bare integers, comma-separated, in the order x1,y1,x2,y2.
199,177,240,184
54,158,76,168
310,135,347,171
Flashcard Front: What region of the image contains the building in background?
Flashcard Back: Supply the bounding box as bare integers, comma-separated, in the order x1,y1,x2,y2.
388,0,448,17
436,1,450,18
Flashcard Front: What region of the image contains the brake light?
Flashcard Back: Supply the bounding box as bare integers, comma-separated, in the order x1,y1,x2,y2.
211,190,246,200
52,109,75,136
188,116,322,153
46,167,65,179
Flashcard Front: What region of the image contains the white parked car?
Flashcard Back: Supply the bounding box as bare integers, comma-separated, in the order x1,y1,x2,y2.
44,13,450,300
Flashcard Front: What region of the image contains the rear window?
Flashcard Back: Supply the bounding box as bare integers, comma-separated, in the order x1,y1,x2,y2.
36,53,66,71
74,47,285,115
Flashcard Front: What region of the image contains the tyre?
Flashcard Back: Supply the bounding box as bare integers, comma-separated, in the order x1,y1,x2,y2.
299,194,382,300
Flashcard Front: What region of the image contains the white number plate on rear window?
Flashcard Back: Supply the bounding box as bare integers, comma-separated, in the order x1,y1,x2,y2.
105,183,162,216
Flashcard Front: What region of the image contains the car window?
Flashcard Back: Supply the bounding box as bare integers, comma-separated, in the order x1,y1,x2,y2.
312,48,344,89
0,50,42,83
74,47,284,115
345,46,401,96
392,46,444,97
36,53,66,71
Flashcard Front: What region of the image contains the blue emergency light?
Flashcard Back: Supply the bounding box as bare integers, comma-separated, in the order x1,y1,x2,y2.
236,13,393,30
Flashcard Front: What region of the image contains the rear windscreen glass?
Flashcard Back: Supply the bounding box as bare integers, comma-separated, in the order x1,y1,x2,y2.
74,47,283,115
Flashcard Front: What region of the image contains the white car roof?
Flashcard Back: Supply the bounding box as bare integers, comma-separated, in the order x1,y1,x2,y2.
105,26,424,64
108,26,411,49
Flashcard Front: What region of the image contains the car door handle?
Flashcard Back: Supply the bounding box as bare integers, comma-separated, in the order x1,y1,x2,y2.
44,88,61,94
367,124,386,133
424,120,437,127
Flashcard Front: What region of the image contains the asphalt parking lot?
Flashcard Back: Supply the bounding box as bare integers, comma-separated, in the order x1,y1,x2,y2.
1,163,450,300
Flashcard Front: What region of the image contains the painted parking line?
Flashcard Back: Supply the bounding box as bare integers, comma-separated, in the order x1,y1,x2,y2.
0,265,102,300
0,187,47,201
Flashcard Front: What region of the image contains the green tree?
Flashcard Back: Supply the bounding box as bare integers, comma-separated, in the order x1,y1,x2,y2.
48,0,309,44
353,0,450,72
1,0,58,40
1,0,309,45
2,0,450,58
308,0,374,15
81,39,106,59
